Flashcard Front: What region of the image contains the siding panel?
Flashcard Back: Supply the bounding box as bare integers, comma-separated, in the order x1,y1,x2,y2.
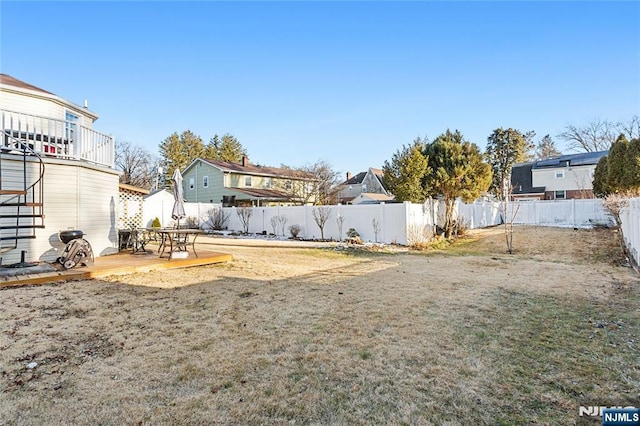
1,157,119,264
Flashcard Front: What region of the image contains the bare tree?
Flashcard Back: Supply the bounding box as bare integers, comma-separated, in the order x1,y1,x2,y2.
312,206,332,240
269,216,279,235
236,207,252,234
277,215,288,236
502,178,520,254
115,140,159,189
372,218,381,243
203,208,229,231
558,119,616,152
615,115,640,141
279,160,340,205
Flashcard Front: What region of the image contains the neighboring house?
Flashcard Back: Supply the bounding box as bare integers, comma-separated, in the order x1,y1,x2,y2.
511,151,608,200
1,74,119,264
510,162,546,200
182,156,317,206
351,192,395,205
336,168,391,204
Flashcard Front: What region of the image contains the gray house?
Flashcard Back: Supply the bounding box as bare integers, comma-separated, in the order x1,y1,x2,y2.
336,168,392,204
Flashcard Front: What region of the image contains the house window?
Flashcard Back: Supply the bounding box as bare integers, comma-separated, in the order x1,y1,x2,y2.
555,190,566,200
264,177,271,188
189,177,195,190
203,176,209,188
65,111,79,142
285,180,292,190
244,176,252,187
555,170,565,179
362,184,367,192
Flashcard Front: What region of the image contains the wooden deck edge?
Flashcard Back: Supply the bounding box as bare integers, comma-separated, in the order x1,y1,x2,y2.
0,271,89,288
0,253,233,288
87,253,233,279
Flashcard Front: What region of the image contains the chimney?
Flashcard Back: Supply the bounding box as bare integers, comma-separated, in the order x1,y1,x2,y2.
241,155,249,167
346,172,352,181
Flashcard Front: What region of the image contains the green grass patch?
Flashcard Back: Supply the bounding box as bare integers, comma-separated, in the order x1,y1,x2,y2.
453,289,640,423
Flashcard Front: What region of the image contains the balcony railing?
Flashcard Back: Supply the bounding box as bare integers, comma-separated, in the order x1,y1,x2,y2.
1,109,115,168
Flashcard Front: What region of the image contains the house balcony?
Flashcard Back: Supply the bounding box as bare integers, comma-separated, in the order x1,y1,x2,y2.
1,109,115,168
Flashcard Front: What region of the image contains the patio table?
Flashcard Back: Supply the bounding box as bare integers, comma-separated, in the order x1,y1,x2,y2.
149,228,205,260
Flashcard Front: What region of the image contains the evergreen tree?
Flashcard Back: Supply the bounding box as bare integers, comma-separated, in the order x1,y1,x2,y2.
592,156,610,197
424,130,492,237
592,136,640,196
485,128,535,199
535,134,562,160
205,133,247,162
158,130,204,184
382,138,429,203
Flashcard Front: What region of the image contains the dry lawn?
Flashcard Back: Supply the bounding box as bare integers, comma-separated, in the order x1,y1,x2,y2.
1,226,639,425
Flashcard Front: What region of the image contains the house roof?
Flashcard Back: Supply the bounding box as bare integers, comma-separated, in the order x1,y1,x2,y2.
533,151,608,169
232,187,291,200
144,189,173,199
352,192,395,205
0,74,53,95
0,73,99,121
191,158,315,180
358,193,395,201
343,172,367,185
119,183,150,195
510,163,546,195
341,167,386,186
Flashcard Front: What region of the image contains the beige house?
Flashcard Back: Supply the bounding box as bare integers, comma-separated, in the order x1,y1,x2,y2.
336,168,392,204
1,74,119,264
181,156,317,206
511,151,607,200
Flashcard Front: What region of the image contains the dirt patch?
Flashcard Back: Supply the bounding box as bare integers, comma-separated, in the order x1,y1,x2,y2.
0,226,638,424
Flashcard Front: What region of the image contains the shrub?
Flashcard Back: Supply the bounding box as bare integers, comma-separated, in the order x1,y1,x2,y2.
406,224,433,250
289,224,301,239
184,216,199,229
346,228,363,244
151,217,161,228
204,208,230,231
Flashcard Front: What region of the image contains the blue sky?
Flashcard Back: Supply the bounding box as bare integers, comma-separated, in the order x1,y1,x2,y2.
2,1,639,178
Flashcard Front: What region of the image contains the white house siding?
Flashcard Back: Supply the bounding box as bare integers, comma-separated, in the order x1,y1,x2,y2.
1,156,119,264
1,89,95,128
532,166,596,193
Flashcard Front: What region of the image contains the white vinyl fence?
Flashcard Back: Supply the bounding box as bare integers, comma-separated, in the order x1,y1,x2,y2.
620,197,640,268
508,199,613,228
172,198,614,245
143,197,640,260
142,196,221,229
